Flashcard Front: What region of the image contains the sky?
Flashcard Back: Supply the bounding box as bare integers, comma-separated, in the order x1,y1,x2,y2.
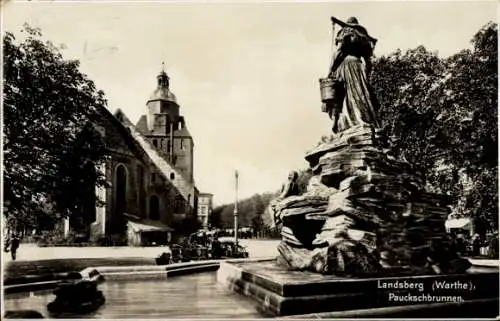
3,0,498,206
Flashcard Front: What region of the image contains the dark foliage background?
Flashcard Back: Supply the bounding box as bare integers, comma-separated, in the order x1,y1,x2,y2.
371,22,497,234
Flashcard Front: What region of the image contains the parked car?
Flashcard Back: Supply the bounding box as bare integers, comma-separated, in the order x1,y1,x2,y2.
170,244,184,263
166,242,209,263
158,234,249,265
218,238,249,258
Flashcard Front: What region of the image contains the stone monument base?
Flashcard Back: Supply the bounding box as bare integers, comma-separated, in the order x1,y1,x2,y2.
217,260,499,317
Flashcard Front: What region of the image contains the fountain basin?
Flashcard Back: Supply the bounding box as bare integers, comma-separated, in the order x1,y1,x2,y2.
217,260,499,317
4,258,274,319
5,258,498,318
4,271,265,319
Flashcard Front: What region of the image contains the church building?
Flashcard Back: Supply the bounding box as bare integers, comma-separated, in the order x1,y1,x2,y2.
66,68,201,246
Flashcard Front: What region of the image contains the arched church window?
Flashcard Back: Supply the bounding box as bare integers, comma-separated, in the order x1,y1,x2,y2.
180,139,184,150
153,139,158,148
149,195,160,220
170,173,175,180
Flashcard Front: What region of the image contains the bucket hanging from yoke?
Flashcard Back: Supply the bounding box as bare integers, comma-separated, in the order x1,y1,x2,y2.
320,77,341,103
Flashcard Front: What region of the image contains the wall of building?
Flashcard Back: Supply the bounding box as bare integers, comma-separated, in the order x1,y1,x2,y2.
172,136,193,182
146,135,193,180
147,100,180,131
92,112,193,241
130,125,197,211
197,194,213,229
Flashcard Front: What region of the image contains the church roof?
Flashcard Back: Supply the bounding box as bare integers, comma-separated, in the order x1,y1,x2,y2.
148,68,177,104
148,87,177,104
135,115,148,134
134,114,193,138
174,126,192,138
114,110,196,200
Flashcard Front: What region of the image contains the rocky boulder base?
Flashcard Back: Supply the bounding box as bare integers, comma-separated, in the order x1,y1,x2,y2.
273,124,470,276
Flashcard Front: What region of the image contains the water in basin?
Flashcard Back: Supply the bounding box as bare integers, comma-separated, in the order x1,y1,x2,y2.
4,272,265,318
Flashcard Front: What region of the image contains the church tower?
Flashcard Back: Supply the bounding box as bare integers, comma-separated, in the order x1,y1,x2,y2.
136,66,194,183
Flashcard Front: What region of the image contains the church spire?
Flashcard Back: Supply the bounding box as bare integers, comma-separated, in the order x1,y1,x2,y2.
157,62,169,88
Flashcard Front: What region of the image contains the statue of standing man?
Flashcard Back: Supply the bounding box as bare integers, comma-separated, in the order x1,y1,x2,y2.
322,17,381,133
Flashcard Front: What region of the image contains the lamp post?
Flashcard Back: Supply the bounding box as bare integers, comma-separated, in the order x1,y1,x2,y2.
234,170,239,249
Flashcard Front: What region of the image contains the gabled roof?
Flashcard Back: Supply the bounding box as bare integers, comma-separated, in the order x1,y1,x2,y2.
135,115,148,135
113,109,196,202
113,109,135,128
94,107,195,205
124,213,174,232
173,126,192,138
97,108,147,159
134,114,192,139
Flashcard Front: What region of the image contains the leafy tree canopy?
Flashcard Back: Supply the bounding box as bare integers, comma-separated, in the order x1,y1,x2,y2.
371,21,497,232
3,25,108,230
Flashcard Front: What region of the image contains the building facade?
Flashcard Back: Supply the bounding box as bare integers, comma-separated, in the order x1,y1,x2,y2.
197,193,213,230
66,69,200,246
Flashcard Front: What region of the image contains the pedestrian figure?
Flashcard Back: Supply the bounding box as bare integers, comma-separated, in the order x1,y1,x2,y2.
10,234,20,260
4,233,11,253
211,237,222,259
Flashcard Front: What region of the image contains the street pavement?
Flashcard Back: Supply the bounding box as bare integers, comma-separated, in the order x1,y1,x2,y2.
2,239,280,279
2,239,280,262
4,240,496,280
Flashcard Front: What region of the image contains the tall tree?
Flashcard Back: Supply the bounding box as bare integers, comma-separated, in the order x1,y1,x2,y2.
3,25,108,231
371,45,447,172
371,22,498,232
437,22,498,232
